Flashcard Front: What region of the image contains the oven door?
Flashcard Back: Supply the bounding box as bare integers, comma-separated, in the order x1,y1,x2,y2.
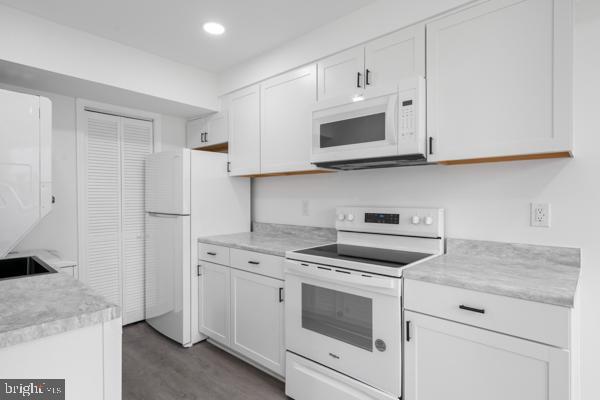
311,90,398,164
285,259,402,397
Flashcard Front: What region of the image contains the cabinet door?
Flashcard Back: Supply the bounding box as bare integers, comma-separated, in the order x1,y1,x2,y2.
426,0,572,162
317,46,365,103
364,24,425,93
227,85,261,176
186,117,207,149
404,311,570,400
187,113,228,149
230,269,285,375
204,112,228,147
260,65,317,174
198,261,231,347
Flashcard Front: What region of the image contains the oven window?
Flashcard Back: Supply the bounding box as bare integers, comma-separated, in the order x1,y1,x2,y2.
320,113,386,149
302,283,373,352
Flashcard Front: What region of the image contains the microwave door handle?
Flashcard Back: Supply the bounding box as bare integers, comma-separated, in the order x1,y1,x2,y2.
386,94,398,144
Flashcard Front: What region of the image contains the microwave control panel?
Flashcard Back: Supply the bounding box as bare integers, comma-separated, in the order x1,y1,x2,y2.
397,76,426,155
399,99,415,137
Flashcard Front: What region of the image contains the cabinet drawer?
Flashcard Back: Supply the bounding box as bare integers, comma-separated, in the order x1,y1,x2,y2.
230,249,284,280
404,279,571,348
198,243,230,266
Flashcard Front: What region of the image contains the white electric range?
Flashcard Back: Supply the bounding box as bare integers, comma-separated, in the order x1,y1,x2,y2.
284,206,445,400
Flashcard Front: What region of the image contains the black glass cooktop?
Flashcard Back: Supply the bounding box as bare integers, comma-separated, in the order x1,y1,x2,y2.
295,243,431,269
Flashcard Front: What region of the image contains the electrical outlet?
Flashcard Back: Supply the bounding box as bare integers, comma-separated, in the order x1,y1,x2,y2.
301,200,310,217
531,203,551,227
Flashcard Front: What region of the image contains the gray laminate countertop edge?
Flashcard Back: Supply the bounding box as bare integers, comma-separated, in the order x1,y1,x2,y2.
198,223,336,257
403,239,581,308
0,252,121,349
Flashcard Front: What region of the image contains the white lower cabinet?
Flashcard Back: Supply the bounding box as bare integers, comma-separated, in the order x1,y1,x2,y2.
403,310,570,400
230,268,285,375
198,261,231,347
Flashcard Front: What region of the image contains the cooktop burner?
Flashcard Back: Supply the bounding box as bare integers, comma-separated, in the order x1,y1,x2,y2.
294,243,432,269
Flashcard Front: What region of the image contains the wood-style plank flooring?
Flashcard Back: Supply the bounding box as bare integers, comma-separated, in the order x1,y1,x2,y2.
123,322,287,400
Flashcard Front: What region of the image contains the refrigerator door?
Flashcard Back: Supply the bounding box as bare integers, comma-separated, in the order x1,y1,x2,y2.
145,149,190,215
145,212,191,345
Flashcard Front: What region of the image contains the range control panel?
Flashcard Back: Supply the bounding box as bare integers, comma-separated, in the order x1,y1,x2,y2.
336,207,444,238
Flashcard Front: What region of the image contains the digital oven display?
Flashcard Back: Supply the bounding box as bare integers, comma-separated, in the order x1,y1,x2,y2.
364,213,400,224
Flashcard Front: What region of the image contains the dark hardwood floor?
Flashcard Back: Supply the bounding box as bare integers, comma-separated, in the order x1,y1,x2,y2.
123,322,286,400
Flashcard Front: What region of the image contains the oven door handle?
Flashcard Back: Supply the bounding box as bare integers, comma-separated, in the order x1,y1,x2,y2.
286,262,395,290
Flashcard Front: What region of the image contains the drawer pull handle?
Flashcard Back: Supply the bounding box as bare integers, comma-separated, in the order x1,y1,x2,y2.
459,305,485,314
248,260,260,265
206,251,217,256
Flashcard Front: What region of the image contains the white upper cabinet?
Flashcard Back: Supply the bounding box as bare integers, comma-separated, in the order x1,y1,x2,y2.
404,311,570,400
260,65,317,174
317,25,425,103
226,84,261,176
364,25,425,93
187,112,228,149
317,46,365,103
426,0,573,162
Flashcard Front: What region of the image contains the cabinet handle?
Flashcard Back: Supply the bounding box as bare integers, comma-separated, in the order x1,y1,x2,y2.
428,137,434,155
356,72,362,88
459,305,485,314
365,69,371,86
248,260,260,265
279,288,284,302
197,265,202,276
406,320,411,342
204,132,209,142
206,251,217,256
200,132,205,142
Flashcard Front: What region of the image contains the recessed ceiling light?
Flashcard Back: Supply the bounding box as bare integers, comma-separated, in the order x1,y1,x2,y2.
203,22,225,36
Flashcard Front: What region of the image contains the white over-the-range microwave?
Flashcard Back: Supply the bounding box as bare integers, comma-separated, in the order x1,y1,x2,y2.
311,76,427,170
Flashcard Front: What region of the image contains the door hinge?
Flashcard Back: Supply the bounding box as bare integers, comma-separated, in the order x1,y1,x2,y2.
406,320,412,342
278,287,285,303
428,137,434,155
227,161,231,173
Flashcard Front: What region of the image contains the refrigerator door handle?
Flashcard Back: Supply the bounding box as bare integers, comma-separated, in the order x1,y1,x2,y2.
148,212,183,218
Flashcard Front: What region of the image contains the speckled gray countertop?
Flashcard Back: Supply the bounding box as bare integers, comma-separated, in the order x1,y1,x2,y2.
0,252,120,349
404,239,581,308
198,222,336,257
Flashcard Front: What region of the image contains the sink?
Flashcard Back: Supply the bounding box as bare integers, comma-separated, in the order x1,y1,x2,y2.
0,256,57,281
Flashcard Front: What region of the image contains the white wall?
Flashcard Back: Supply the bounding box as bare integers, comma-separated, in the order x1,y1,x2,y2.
0,83,187,262
0,4,219,112
218,0,474,94
251,0,600,398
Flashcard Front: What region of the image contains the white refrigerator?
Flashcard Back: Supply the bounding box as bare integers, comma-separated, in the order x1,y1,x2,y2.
145,149,250,346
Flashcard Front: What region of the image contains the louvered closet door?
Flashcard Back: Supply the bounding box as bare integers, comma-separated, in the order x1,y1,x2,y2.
81,111,153,325
121,118,153,324
83,112,123,308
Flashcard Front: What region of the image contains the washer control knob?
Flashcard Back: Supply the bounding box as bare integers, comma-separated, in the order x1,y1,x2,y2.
424,216,434,225
347,214,355,222
337,213,346,221
411,216,421,225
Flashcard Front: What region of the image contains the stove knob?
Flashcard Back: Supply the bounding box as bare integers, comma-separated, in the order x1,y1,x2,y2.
337,213,346,221
347,214,355,222
424,216,433,225
411,216,421,225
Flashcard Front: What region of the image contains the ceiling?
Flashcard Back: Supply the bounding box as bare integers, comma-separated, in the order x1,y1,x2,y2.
0,0,376,72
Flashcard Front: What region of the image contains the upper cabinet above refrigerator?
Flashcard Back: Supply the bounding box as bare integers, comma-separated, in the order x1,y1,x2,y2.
426,0,573,163
317,24,425,103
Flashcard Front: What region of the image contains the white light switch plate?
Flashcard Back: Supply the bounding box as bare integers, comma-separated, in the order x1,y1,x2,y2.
531,203,551,227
